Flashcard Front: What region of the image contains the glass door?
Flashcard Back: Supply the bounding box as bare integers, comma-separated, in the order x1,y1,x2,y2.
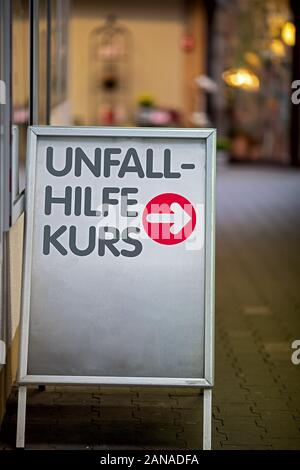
0,0,10,365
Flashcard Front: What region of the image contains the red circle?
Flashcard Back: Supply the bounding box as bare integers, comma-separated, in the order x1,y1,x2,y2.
142,193,196,245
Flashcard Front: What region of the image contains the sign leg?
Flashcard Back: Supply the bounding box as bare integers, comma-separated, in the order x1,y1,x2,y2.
16,385,27,448
203,388,212,450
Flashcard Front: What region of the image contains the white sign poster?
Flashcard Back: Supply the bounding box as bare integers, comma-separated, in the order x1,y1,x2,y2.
19,127,215,387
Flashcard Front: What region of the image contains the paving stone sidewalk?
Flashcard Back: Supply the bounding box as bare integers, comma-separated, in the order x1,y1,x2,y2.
1,162,300,449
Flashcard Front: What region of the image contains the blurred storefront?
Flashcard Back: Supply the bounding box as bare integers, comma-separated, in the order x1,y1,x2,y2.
211,0,294,164
67,0,296,164
69,0,208,128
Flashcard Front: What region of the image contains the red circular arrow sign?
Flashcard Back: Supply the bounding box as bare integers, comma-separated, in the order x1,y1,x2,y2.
142,193,196,245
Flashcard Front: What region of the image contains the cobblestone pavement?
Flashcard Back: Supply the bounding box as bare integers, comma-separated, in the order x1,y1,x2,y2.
1,162,300,450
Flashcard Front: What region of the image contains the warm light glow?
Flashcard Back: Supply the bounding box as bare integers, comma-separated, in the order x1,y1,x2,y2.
222,68,260,91
270,39,285,57
244,52,261,68
282,22,296,46
268,14,285,38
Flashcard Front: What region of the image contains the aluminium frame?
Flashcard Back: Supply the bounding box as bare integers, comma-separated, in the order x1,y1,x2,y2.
16,126,216,449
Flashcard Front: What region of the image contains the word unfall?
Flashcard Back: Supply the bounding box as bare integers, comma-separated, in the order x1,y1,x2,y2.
42,145,196,257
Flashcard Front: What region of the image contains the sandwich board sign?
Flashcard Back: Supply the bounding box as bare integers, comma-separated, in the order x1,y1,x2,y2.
17,127,216,449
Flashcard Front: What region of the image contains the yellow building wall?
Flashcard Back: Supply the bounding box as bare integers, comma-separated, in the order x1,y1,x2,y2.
0,216,24,424
69,0,185,125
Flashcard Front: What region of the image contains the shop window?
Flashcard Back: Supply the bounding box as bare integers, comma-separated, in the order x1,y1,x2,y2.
12,0,30,217
38,0,49,125
0,0,6,363
213,0,293,163
9,0,71,225
88,16,132,126
49,0,71,125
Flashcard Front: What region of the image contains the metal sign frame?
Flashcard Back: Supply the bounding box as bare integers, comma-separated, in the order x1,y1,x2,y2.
17,126,216,449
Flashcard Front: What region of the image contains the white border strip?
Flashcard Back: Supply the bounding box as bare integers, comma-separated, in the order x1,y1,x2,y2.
0,339,6,364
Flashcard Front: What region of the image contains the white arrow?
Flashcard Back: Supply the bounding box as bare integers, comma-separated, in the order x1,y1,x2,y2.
146,202,191,235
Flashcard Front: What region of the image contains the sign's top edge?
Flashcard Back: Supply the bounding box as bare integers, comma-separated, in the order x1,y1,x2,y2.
28,126,216,139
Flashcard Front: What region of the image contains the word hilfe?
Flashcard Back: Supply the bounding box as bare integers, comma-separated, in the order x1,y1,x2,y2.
44,186,139,217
